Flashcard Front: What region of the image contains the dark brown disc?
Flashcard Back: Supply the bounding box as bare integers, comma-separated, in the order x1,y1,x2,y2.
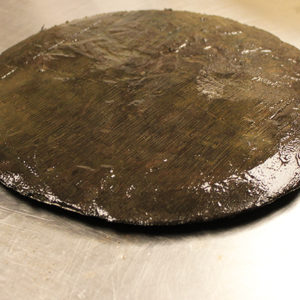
0,10,299,225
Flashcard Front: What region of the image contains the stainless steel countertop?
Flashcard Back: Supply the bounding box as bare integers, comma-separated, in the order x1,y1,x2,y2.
1,1,300,299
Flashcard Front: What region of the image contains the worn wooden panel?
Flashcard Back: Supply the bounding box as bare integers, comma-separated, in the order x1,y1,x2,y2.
0,10,299,224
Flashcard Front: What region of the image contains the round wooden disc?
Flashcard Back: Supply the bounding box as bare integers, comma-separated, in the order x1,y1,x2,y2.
0,10,299,225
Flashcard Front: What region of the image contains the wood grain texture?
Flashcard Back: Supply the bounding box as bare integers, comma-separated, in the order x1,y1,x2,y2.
0,10,299,225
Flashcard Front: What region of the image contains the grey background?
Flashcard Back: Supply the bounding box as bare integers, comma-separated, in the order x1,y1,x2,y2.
1,1,300,299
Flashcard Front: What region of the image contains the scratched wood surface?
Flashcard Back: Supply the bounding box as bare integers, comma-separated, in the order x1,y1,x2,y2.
0,10,299,225
0,1,300,299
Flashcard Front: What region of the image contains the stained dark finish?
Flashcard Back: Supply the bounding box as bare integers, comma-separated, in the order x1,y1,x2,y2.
0,10,299,225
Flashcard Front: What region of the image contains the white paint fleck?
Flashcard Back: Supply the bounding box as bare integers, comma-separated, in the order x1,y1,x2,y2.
223,31,242,35
196,72,224,100
33,53,41,60
1,68,16,80
288,58,297,64
0,172,22,187
96,206,116,222
251,76,282,87
246,139,300,200
76,165,96,172
201,182,212,193
125,184,136,198
48,40,65,50
241,47,261,54
175,40,188,53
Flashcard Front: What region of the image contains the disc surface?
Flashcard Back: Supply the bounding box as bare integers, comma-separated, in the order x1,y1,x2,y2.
0,10,299,225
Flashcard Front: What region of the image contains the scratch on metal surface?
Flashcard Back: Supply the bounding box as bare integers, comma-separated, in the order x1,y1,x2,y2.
111,274,117,300
4,217,27,256
58,239,83,281
118,246,146,290
65,239,90,300
0,205,52,221
3,258,29,269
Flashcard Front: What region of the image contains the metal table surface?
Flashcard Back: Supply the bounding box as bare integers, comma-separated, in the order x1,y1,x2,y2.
0,1,300,299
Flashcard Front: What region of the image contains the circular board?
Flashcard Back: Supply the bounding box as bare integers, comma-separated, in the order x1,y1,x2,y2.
0,10,299,225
